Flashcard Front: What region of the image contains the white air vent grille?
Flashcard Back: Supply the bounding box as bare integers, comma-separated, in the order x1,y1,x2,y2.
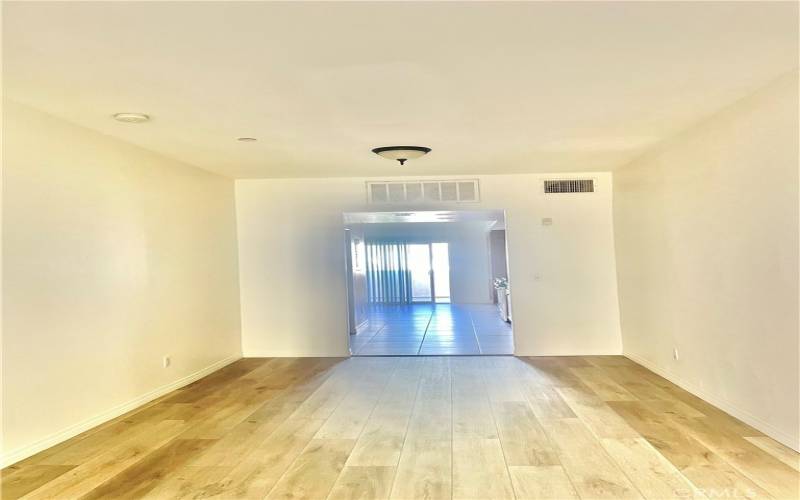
370,183,389,203
440,182,458,201
367,179,480,204
423,183,440,201
544,179,594,193
388,183,405,202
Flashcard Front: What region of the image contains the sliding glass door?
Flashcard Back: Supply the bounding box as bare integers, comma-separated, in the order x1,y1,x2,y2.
407,244,433,302
431,243,451,303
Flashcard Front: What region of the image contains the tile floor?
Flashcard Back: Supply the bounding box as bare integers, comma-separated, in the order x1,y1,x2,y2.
350,303,513,356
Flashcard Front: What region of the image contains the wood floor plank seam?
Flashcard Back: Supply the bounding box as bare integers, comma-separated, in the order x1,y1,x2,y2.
553,386,650,500
669,412,798,499
4,356,799,500
346,359,424,468
262,360,385,499
390,357,453,500
571,362,706,500
158,358,338,499
479,357,527,500
604,384,777,498
380,359,424,498
450,358,455,499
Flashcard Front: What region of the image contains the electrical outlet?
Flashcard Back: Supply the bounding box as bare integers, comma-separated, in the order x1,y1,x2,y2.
163,356,171,368
672,348,679,361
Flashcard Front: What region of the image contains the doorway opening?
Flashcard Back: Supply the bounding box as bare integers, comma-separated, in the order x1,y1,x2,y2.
344,210,513,356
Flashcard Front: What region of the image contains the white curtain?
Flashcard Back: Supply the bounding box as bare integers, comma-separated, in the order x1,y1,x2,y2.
365,242,413,304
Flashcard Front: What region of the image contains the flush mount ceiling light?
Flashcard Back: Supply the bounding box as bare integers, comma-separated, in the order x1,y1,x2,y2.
372,146,431,165
112,112,150,123
237,137,257,142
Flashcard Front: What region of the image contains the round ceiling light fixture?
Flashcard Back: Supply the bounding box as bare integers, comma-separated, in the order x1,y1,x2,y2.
372,146,431,165
237,137,258,142
112,112,150,123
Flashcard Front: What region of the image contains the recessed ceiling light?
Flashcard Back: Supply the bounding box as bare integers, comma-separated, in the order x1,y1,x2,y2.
237,137,257,142
372,146,431,165
112,112,150,123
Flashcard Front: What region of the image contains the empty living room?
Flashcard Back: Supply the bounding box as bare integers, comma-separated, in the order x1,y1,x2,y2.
2,1,798,499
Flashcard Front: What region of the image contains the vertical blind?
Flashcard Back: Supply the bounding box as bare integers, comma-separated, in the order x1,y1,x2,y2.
365,242,413,304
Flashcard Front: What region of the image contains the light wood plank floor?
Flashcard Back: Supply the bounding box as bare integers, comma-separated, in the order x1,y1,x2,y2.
3,356,798,499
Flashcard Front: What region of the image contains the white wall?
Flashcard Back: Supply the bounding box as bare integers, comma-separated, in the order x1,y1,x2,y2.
359,221,494,304
613,72,799,450
236,173,622,357
2,102,243,465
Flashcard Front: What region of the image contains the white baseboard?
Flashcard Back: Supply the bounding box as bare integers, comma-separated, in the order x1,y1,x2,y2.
515,349,623,357
625,352,800,452
1,354,241,468
243,350,351,358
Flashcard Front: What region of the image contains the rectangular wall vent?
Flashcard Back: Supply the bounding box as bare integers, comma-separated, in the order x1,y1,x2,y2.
367,179,480,204
543,179,594,193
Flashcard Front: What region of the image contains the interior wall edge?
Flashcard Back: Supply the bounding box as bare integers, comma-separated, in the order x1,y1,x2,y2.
0,354,242,468
625,352,800,452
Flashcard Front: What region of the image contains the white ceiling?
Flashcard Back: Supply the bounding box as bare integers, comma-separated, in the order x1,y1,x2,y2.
4,2,798,179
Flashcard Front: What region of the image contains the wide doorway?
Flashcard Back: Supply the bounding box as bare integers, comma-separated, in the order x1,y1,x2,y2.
344,210,513,356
